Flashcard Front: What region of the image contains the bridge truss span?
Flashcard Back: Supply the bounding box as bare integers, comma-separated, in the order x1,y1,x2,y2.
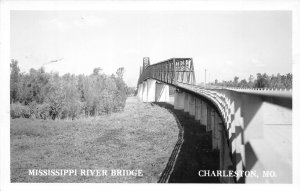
138,57,196,86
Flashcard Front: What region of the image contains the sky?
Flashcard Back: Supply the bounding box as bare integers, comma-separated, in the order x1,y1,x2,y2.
11,10,292,87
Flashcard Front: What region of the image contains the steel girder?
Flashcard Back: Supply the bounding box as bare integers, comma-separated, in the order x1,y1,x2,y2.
138,57,196,86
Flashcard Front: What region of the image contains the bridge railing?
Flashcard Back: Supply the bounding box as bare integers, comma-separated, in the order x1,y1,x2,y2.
182,83,293,99
176,82,292,183
137,57,292,183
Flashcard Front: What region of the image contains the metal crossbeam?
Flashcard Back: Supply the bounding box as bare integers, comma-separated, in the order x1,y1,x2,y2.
138,57,196,86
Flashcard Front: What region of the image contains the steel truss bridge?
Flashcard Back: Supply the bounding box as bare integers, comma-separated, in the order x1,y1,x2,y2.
137,57,292,183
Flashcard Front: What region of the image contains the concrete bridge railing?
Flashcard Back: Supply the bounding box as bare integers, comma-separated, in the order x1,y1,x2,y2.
176,83,292,183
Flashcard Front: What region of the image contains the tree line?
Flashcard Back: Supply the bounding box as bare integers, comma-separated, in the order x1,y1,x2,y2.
10,59,135,120
212,73,292,89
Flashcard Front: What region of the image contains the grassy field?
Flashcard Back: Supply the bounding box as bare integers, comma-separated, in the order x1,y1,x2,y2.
10,97,179,183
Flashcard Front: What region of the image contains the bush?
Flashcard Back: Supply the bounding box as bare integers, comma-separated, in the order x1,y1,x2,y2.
10,103,30,119
60,100,83,120
35,103,50,120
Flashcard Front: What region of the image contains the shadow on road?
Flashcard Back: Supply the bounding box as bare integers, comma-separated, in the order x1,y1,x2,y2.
154,102,220,183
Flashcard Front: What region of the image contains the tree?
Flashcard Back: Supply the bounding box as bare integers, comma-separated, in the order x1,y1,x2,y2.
255,73,269,88
93,67,102,75
45,77,66,120
239,79,248,88
10,59,130,119
10,59,20,103
248,75,254,88
19,67,50,104
116,67,125,79
233,76,239,87
208,73,292,89
286,73,292,89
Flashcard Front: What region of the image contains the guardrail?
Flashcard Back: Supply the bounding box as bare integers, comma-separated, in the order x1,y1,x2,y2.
175,82,292,183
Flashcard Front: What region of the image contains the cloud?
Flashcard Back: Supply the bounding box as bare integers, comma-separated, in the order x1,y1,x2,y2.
42,15,107,32
48,18,68,31
250,58,265,67
224,60,234,66
43,58,64,66
125,48,139,55
72,15,107,28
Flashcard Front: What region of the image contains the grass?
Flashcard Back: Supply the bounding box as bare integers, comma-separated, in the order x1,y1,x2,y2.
10,97,179,183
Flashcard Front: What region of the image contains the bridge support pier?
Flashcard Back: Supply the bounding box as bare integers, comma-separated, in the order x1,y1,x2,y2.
155,82,169,102
146,79,156,102
184,92,190,113
220,127,235,183
201,101,207,127
174,89,185,110
195,98,202,121
206,105,212,132
139,80,170,103
188,95,196,117
142,81,148,102
212,112,222,150
137,84,143,101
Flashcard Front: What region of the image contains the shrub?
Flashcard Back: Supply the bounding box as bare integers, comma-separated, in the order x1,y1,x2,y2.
36,103,50,120
60,100,83,120
10,103,30,119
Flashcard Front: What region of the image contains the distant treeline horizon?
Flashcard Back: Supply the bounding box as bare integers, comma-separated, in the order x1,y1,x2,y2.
10,59,135,120
207,73,292,89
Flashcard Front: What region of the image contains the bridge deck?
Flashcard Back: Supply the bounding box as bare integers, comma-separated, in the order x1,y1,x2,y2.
138,57,292,183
